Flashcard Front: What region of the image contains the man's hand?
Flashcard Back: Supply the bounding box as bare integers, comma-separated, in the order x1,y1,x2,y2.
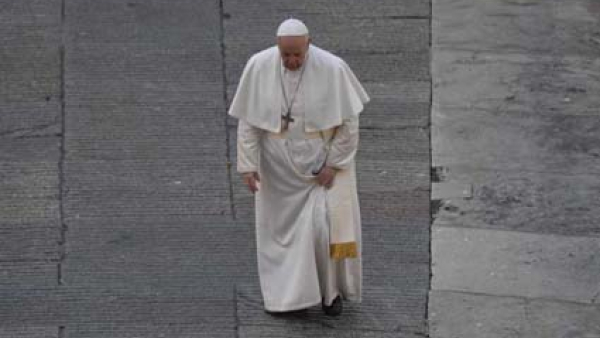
242,172,260,193
316,166,337,189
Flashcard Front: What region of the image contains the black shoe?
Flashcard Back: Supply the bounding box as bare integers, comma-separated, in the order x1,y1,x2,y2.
322,295,343,316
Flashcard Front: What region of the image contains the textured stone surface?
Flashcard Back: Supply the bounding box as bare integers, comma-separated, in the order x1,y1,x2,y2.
0,286,234,327
432,226,600,304
433,168,600,236
429,290,600,338
0,0,61,139
431,1,600,336
63,159,231,218
0,138,61,288
223,0,430,19
432,51,600,118
65,324,234,338
432,0,600,236
433,0,600,56
0,326,58,338
62,217,257,288
239,326,423,338
0,0,62,292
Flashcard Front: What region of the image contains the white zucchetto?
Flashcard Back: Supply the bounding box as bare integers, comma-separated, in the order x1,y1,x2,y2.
276,18,309,37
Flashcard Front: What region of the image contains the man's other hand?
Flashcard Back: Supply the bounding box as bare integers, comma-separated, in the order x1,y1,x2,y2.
243,172,260,193
316,166,337,189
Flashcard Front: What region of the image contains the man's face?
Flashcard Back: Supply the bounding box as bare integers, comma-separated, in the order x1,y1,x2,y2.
277,36,310,71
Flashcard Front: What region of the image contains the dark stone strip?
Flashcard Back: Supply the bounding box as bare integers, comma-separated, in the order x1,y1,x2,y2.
426,0,434,333
220,0,237,220
234,284,240,338
58,0,67,286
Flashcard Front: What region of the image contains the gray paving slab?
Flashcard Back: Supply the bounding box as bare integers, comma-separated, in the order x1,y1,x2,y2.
0,136,61,162
0,227,59,262
64,0,221,47
0,0,60,137
65,44,222,105
0,137,61,288
357,159,429,193
432,226,600,304
433,0,600,56
66,103,223,140
239,326,422,338
0,286,234,327
429,290,600,338
433,168,600,236
64,137,227,161
62,217,256,288
363,224,430,265
0,326,58,338
0,0,61,24
0,161,58,199
434,110,600,174
360,190,431,224
359,128,430,162
223,0,430,19
0,263,57,289
432,50,600,118
432,3,600,238
430,0,600,334
63,158,231,218
0,0,61,140
358,82,431,129
65,324,233,338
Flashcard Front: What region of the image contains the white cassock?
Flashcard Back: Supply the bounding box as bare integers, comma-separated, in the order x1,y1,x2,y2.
230,44,369,312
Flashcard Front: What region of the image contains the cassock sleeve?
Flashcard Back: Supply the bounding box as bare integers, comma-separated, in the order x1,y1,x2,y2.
236,119,263,173
325,115,360,171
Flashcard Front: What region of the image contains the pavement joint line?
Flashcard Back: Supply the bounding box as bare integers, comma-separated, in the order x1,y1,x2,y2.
219,0,237,220
425,1,434,336
58,326,65,338
592,288,600,304
432,223,600,240
57,0,67,287
430,288,600,307
233,284,240,338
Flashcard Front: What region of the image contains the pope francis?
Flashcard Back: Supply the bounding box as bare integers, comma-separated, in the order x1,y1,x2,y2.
228,18,370,316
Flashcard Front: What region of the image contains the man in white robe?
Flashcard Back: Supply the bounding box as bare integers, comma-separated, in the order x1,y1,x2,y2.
228,18,370,316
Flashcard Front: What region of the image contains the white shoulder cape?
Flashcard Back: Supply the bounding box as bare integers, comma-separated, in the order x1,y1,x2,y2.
228,44,370,132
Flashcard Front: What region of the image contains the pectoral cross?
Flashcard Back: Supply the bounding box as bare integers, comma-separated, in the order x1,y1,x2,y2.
282,109,295,131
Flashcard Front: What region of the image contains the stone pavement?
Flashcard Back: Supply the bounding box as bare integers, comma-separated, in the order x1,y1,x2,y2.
1,0,431,337
430,0,600,337
4,0,599,337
